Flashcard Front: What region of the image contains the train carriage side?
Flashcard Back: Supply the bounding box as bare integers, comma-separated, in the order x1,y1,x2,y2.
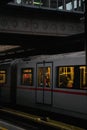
52,52,87,120
16,51,87,120
0,62,11,104
16,60,36,107
16,56,54,108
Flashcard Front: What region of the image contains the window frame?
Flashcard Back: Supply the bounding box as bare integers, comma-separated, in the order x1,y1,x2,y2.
56,65,87,90
0,69,7,84
21,68,33,86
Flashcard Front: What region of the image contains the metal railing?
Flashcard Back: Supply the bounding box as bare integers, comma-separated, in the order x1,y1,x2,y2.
14,0,85,12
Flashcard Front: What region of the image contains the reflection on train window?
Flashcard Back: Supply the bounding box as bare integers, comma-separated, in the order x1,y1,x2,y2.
21,68,33,86
80,66,87,89
38,67,51,87
58,67,74,88
0,70,6,84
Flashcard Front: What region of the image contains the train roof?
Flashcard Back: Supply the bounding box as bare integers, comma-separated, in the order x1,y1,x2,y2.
22,51,85,62
0,51,85,64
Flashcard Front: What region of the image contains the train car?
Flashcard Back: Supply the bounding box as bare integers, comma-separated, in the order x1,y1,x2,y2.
0,59,19,105
0,61,11,103
0,51,87,120
16,51,87,120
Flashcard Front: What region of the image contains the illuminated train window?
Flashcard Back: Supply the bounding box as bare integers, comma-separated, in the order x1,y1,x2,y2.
0,70,6,84
38,67,51,87
80,66,87,89
58,67,74,88
21,68,33,86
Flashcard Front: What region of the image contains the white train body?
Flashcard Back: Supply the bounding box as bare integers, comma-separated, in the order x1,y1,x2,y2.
0,51,87,120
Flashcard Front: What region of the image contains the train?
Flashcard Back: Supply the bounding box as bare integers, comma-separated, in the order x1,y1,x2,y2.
0,51,87,120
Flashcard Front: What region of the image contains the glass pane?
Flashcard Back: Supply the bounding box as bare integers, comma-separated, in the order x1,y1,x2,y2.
0,70,6,84
38,67,51,87
80,66,87,89
38,67,44,87
58,67,74,88
21,68,33,86
44,67,51,87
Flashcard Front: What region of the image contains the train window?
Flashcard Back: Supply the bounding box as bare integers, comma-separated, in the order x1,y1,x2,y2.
38,67,51,87
79,66,87,89
21,68,33,86
58,67,74,88
0,70,6,84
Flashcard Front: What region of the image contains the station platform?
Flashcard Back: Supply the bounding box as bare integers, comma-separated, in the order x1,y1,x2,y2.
0,120,25,130
0,106,86,130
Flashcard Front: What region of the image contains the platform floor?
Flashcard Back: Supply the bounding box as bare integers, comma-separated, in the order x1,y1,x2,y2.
0,120,25,130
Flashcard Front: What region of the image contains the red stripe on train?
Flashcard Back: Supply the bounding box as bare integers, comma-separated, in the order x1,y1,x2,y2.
17,86,87,96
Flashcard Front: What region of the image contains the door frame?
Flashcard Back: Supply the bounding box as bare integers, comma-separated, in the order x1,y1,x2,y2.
36,61,53,105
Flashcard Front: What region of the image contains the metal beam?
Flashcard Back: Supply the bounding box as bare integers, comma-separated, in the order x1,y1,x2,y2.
0,11,84,37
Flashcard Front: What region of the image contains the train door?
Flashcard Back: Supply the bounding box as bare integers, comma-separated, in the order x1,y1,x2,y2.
36,62,53,105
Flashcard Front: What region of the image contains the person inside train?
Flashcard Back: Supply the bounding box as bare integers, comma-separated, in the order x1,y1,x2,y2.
60,75,68,88
60,75,73,88
67,80,73,88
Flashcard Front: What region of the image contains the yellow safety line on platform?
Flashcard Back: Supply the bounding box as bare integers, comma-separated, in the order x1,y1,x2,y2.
0,107,85,130
41,119,85,130
0,107,42,122
0,126,8,130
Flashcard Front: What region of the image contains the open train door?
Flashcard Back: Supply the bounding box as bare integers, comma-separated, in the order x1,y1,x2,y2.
36,61,53,105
